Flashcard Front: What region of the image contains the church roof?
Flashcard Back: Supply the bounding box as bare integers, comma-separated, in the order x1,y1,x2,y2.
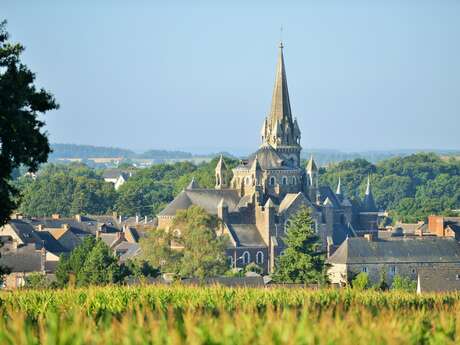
186,178,199,190
227,223,266,247
215,155,228,172
306,156,317,172
362,176,377,212
158,189,240,217
244,145,295,170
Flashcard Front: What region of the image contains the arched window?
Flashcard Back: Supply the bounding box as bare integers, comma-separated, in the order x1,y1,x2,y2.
242,251,250,264
256,251,264,265
228,256,234,267
282,176,287,185
269,176,276,186
245,176,250,185
292,176,297,185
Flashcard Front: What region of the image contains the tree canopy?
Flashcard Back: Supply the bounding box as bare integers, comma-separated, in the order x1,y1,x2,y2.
0,20,58,225
272,206,327,284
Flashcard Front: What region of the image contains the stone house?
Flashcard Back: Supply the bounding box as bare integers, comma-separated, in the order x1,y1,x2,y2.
327,237,460,286
417,268,460,293
158,42,380,273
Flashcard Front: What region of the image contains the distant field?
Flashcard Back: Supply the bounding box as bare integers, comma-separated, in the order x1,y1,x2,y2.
1,285,460,344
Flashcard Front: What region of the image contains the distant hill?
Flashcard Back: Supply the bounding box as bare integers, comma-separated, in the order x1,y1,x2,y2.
50,144,135,159
49,143,459,165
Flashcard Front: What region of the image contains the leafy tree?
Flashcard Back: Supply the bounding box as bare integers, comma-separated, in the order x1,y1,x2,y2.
0,20,58,225
244,262,263,275
56,236,121,287
272,206,327,284
391,274,417,292
138,228,181,273
174,206,228,279
352,272,370,290
16,164,116,217
24,272,54,289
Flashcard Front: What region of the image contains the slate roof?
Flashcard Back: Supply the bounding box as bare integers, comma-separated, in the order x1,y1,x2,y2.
102,169,129,180
34,231,69,254
245,145,290,170
417,268,460,293
8,220,36,243
158,189,241,217
227,224,266,247
328,237,460,265
0,252,43,273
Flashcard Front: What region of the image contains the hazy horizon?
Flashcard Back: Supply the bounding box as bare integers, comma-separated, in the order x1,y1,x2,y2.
4,1,460,152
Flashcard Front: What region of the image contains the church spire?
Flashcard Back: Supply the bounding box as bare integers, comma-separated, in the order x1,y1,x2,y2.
363,175,377,212
336,177,342,195
261,41,300,149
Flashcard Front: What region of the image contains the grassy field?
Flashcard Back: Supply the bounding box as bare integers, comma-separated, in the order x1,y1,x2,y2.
0,285,459,344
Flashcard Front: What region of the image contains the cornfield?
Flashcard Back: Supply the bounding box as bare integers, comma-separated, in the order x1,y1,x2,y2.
0,285,459,344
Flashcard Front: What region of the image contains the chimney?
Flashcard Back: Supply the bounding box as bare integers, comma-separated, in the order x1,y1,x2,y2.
118,215,122,223
135,214,139,224
75,214,82,222
51,214,60,220
96,230,101,239
63,224,71,231
112,211,118,218
144,216,148,224
37,224,44,231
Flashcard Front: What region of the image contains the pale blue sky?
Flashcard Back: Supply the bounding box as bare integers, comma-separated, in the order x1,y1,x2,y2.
3,1,460,154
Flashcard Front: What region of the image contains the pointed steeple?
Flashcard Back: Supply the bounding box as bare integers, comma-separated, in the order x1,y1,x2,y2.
336,177,342,195
250,155,261,171
215,155,229,189
306,155,317,172
186,177,199,190
261,42,300,148
363,175,377,212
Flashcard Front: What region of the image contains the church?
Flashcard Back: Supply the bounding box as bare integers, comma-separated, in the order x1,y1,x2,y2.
158,42,379,273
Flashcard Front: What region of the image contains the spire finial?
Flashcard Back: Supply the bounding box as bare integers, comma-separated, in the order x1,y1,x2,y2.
279,25,284,48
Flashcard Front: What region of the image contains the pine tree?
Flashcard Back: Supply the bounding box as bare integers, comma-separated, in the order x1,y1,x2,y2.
272,206,327,284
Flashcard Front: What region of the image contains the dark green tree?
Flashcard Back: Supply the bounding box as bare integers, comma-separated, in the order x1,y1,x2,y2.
56,236,121,287
0,20,58,225
272,206,327,284
138,228,181,273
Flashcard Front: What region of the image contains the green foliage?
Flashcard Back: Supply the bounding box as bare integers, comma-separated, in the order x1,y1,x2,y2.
138,228,181,273
16,164,117,217
1,286,460,344
173,206,228,279
244,262,263,275
56,236,121,287
24,272,54,289
320,153,460,222
272,207,327,284
391,274,417,292
0,21,58,225
352,272,370,290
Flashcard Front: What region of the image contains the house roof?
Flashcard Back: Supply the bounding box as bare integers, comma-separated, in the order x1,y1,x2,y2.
182,276,266,287
8,220,36,244
34,231,69,254
227,224,266,247
418,268,460,293
328,237,460,265
0,252,42,273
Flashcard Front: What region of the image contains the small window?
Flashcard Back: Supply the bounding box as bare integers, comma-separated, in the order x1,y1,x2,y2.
282,176,287,185
456,274,460,281
256,251,264,265
362,267,368,273
390,266,396,275
269,176,276,186
245,177,250,185
228,256,234,267
242,251,250,265
292,176,297,185
411,268,416,274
